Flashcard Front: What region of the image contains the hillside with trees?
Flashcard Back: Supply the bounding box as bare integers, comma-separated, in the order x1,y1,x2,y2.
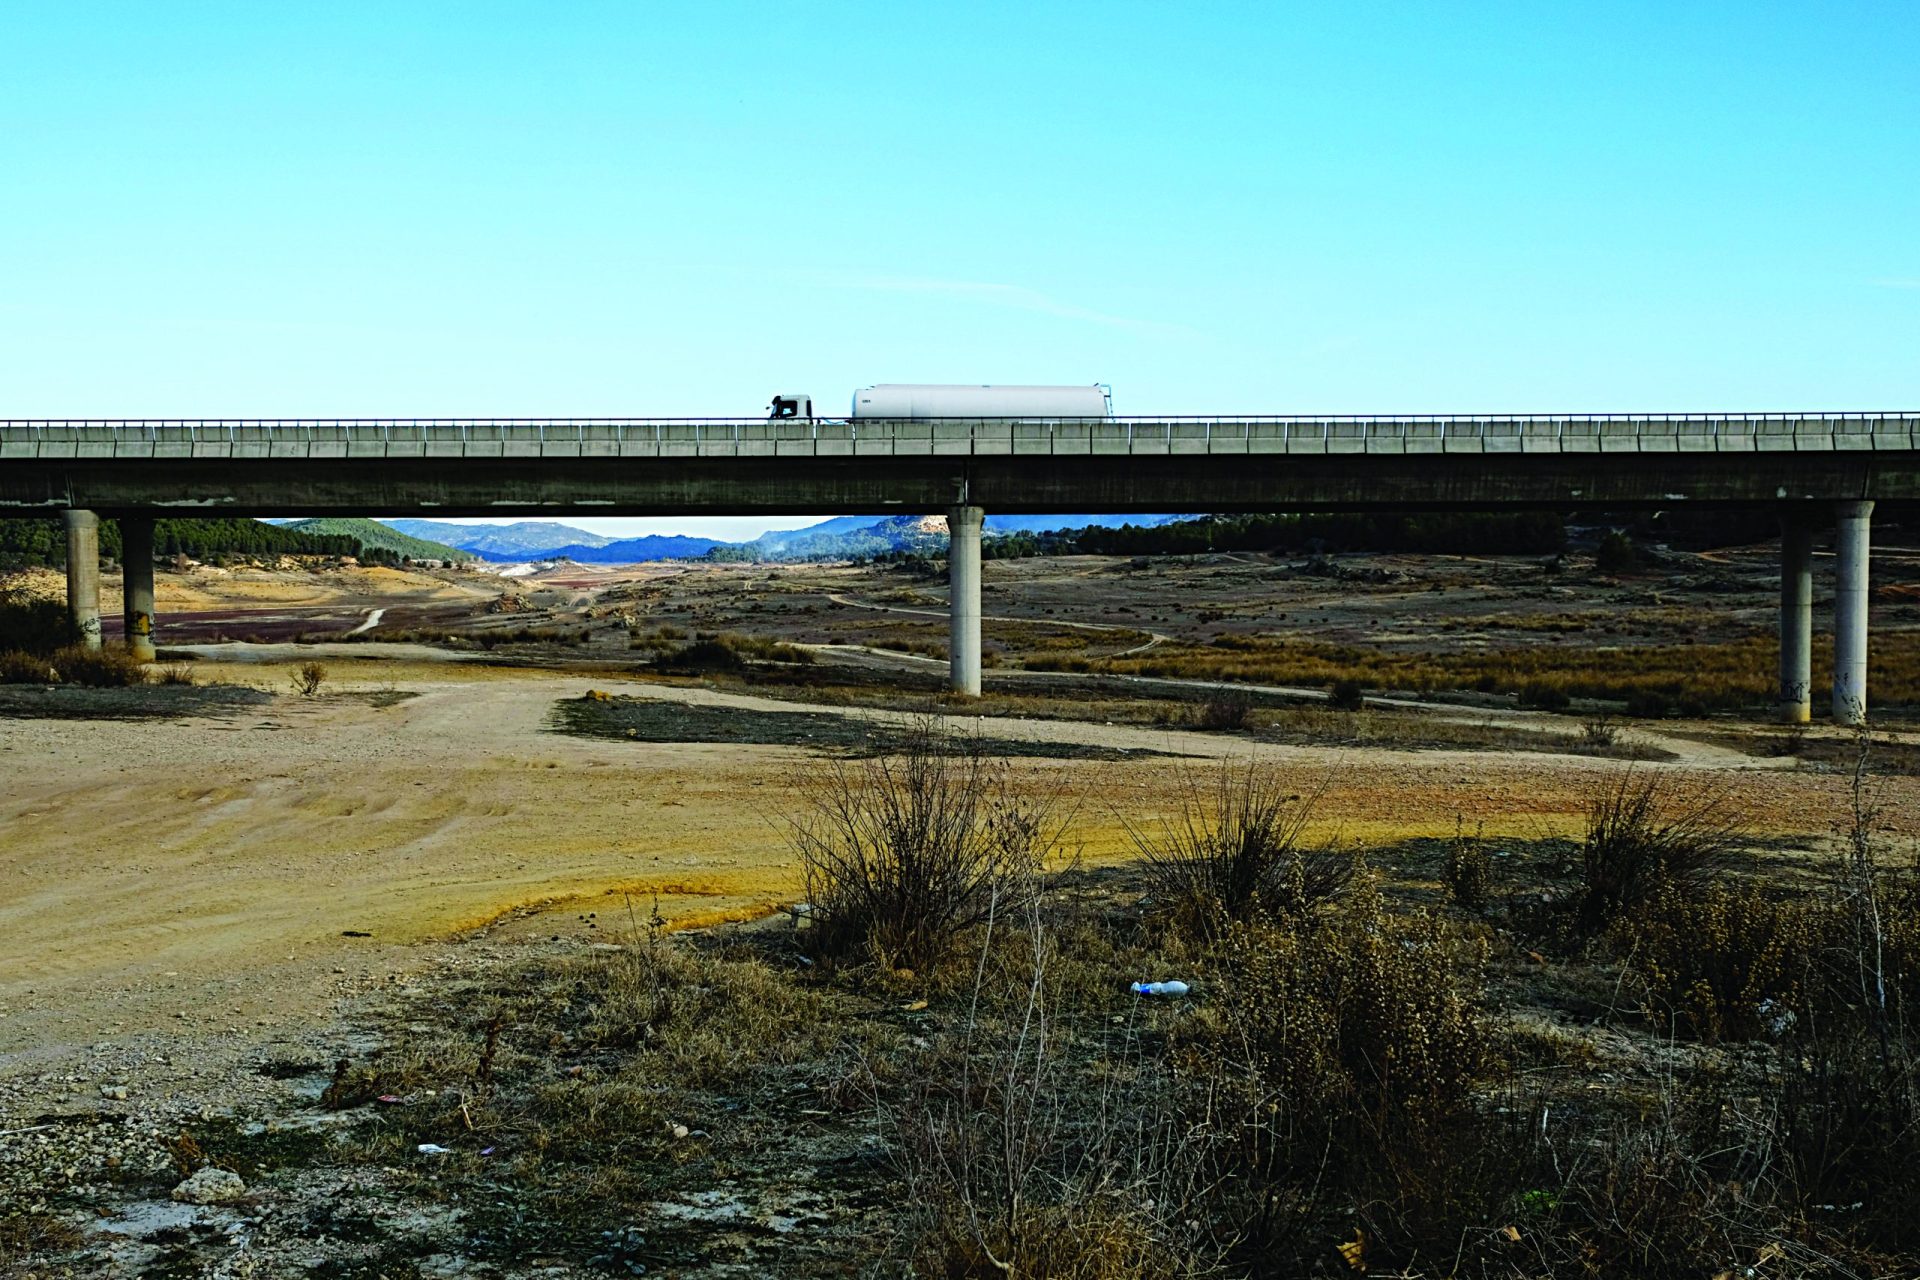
281,518,465,562
0,517,431,570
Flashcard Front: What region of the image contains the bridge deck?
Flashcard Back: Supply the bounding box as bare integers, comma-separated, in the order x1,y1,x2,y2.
4,414,1917,460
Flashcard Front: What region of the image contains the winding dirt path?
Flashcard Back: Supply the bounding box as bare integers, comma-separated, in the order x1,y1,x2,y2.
809,621,1765,770
3,658,1909,1057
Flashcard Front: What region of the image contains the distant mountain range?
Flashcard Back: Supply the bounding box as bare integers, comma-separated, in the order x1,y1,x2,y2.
366,514,1190,564
385,519,616,557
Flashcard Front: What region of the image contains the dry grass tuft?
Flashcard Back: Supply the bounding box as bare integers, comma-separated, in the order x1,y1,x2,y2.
788,719,1060,974
893,898,1214,1278
0,649,57,683
1445,818,1493,909
1128,762,1350,941
291,660,327,697
51,644,147,687
1577,769,1742,931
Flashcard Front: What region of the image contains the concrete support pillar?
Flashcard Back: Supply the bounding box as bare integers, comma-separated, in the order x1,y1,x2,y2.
1778,518,1813,723
122,517,157,662
1833,500,1873,726
63,509,102,651
947,504,984,697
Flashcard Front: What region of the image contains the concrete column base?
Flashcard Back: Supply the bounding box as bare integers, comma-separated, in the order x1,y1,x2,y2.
1833,499,1873,727
947,505,984,697
63,509,102,651
1778,517,1813,723
122,517,157,662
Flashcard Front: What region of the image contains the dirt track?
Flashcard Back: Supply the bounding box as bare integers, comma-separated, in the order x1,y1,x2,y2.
5,658,1917,1061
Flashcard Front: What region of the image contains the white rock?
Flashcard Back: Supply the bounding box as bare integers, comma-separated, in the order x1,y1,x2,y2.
171,1167,247,1205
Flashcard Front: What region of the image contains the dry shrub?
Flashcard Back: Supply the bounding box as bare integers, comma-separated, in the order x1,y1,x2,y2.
1045,629,1920,712
1581,712,1620,747
1326,677,1365,711
920,1203,1191,1280
1191,688,1253,730
788,721,1058,974
1577,770,1741,932
1180,871,1500,1259
0,595,72,655
0,1211,85,1265
660,630,814,668
1128,763,1349,941
1543,1089,1782,1278
51,644,147,687
1517,681,1571,711
1774,1030,1920,1254
1619,880,1830,1042
1603,744,1920,1258
1444,818,1492,910
291,661,327,697
156,662,196,686
893,901,1213,1279
0,650,57,683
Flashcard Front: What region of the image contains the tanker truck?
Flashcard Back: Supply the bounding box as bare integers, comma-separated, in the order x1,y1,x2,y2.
767,384,1111,420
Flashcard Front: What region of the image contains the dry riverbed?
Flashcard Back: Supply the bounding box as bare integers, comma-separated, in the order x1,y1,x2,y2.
5,652,1918,1276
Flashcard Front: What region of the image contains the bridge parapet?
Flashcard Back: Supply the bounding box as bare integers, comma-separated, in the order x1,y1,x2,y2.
2,414,1913,461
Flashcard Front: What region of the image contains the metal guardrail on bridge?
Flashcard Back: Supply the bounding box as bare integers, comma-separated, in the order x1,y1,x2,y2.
2,414,1916,460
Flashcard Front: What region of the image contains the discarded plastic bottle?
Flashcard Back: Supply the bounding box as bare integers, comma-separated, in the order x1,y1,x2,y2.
1131,980,1190,997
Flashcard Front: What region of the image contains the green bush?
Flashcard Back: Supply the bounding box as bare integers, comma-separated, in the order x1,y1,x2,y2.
661,638,745,670
1625,689,1674,718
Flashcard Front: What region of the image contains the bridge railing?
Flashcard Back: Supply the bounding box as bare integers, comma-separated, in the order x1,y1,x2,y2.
2,414,1914,459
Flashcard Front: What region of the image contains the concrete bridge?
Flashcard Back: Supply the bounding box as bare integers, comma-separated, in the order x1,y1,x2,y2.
5,412,1916,724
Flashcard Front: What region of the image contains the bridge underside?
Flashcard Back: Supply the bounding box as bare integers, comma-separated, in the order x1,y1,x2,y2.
3,451,1918,517
8,450,1914,728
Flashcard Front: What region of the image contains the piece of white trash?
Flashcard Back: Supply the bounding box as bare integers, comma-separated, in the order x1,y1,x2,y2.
1131,980,1190,997
416,1143,452,1156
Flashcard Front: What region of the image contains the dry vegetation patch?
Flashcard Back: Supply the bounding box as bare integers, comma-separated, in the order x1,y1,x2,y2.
547,693,1176,761
17,743,1919,1277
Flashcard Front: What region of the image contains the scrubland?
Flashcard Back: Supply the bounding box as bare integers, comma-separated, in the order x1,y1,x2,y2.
5,538,1920,1276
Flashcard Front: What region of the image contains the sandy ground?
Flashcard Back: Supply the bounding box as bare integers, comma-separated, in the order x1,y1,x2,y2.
5,658,1918,1067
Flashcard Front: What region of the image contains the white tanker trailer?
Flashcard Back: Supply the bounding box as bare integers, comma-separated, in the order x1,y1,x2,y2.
767,384,1111,420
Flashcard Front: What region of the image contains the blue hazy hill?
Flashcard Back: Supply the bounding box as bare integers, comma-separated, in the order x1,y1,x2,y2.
362,514,1189,564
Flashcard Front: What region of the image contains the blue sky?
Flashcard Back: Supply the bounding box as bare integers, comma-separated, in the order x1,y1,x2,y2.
3,2,1915,538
